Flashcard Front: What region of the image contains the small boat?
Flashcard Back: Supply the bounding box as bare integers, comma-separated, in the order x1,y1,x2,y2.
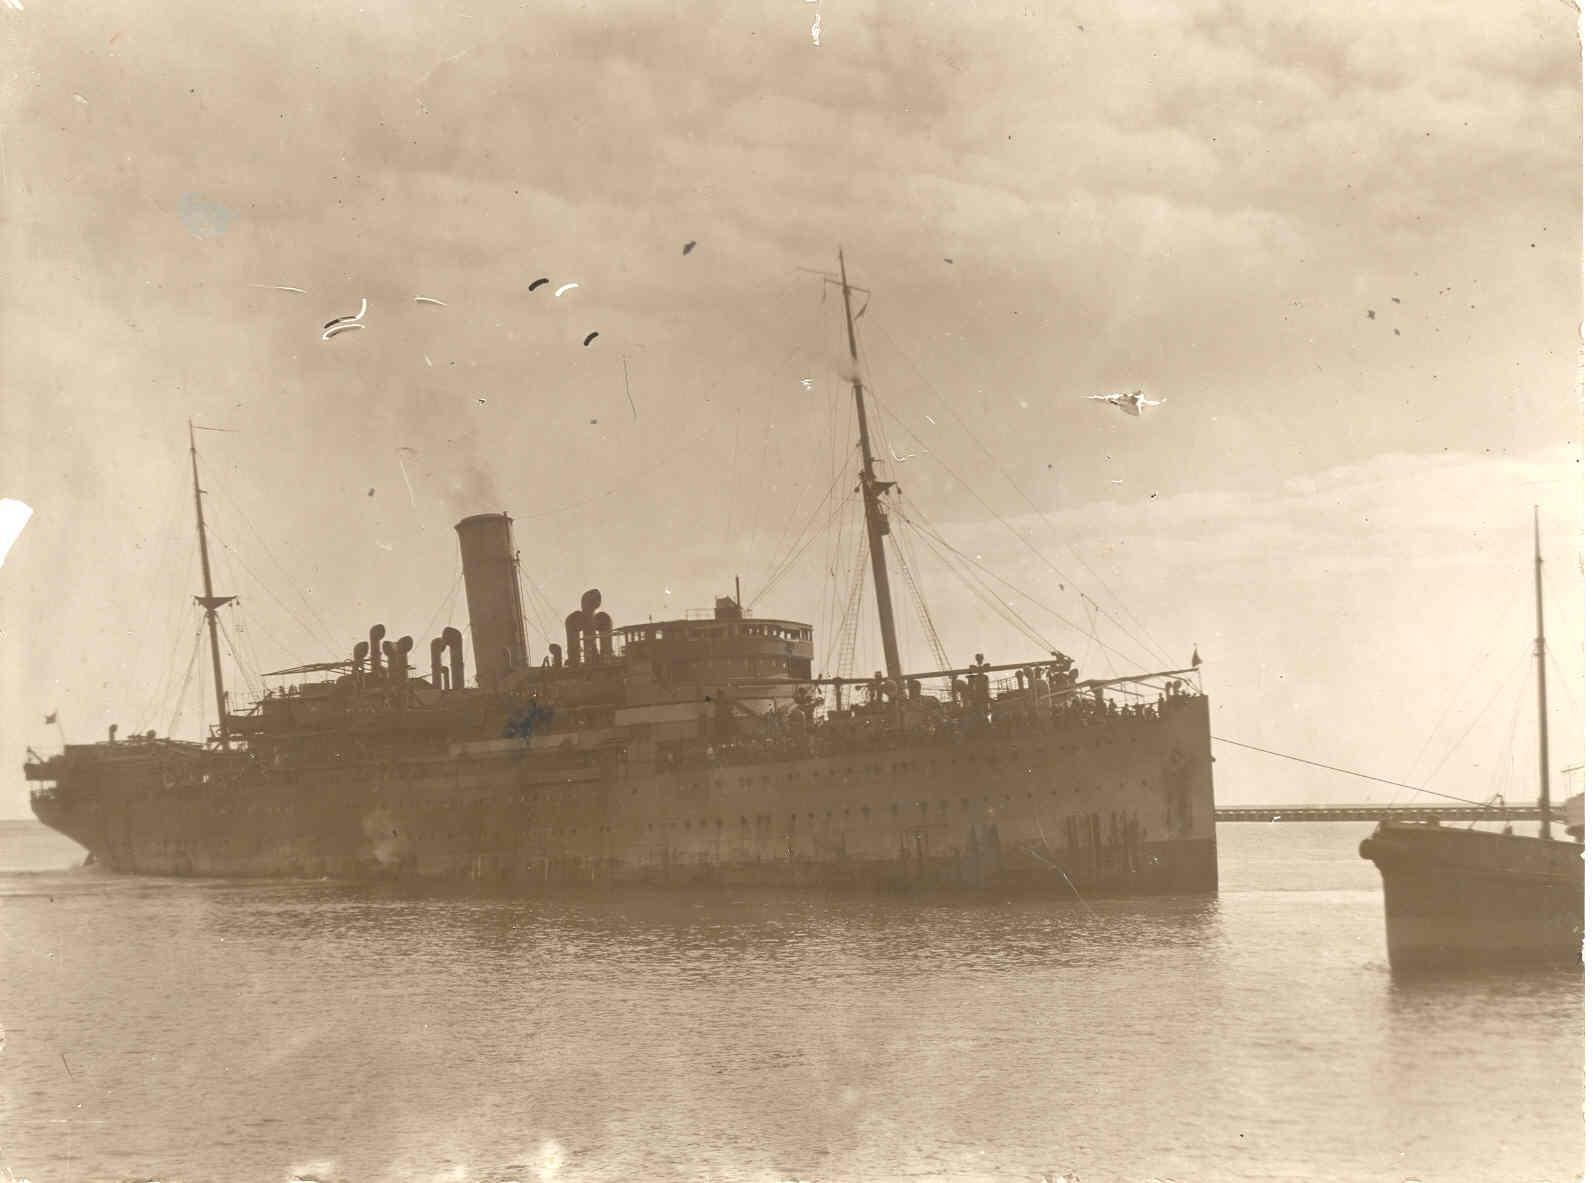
1359,511,1584,971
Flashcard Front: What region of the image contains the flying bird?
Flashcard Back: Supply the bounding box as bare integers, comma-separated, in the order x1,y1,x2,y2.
682,241,697,255
1086,389,1163,416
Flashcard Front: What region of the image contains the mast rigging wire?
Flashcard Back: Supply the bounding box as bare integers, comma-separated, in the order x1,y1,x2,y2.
1415,650,1533,792
209,478,340,654
138,584,197,735
860,365,1167,671
128,462,195,722
862,314,1175,668
225,603,268,699
1399,583,1530,782
899,515,1054,654
207,526,335,659
216,615,262,705
746,459,857,610
420,571,465,646
1485,665,1532,802
1211,736,1512,809
888,529,951,671
166,620,206,737
828,529,871,678
895,496,1155,667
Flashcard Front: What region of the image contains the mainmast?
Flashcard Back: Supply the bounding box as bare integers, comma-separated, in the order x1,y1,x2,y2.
189,421,235,748
1533,506,1551,839
837,248,903,681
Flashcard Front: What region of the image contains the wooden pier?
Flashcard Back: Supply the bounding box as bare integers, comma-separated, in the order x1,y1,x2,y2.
1216,802,1565,823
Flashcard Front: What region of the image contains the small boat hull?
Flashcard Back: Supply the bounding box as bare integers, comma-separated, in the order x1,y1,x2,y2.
1359,822,1584,971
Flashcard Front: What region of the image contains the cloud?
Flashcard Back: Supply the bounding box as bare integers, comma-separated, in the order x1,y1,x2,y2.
0,0,1579,817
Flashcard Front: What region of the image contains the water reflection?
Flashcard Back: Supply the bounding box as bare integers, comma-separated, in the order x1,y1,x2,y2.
3,825,1584,1182
1385,962,1584,1021
198,882,1225,978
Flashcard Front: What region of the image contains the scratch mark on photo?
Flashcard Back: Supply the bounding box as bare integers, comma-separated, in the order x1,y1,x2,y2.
416,46,471,86
322,298,367,340
396,447,418,507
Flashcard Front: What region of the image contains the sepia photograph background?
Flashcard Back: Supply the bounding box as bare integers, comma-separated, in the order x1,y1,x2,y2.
0,2,1584,1182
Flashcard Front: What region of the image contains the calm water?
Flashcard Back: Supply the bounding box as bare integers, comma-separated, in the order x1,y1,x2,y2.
0,820,1583,1183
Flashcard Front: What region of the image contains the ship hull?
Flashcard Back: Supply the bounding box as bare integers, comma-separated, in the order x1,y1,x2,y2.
1359,822,1584,972
30,700,1219,897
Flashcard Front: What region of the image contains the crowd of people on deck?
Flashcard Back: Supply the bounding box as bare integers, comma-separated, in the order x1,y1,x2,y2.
697,651,1199,767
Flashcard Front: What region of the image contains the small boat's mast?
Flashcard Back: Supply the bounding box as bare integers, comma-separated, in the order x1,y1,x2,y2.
189,421,234,748
1533,507,1551,838
837,248,903,681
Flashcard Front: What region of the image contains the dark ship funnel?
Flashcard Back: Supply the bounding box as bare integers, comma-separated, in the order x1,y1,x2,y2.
455,513,529,689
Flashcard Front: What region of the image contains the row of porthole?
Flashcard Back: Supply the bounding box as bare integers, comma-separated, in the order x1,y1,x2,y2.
724,749,1145,789
274,734,1142,788
237,778,1142,827
240,783,1121,824
594,791,1123,836
387,802,1142,845
723,736,1144,782
479,807,1128,844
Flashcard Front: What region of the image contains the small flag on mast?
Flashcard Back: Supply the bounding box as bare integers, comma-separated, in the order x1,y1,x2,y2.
1190,646,1202,668
44,711,57,725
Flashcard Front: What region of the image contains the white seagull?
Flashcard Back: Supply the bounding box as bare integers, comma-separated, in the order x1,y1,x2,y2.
1086,389,1164,417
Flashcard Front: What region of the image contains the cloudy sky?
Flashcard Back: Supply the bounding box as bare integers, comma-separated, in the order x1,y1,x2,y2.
0,0,1582,818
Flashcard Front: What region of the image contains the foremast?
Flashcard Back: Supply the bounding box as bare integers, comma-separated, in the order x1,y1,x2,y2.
189,421,235,748
836,249,903,681
1533,507,1551,839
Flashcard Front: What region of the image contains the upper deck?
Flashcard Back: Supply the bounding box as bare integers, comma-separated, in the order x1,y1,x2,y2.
614,615,814,684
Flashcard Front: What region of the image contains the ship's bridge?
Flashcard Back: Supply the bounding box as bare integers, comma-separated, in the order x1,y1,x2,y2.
617,605,814,685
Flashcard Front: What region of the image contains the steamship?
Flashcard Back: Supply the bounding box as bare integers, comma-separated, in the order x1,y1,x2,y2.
24,255,1219,895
